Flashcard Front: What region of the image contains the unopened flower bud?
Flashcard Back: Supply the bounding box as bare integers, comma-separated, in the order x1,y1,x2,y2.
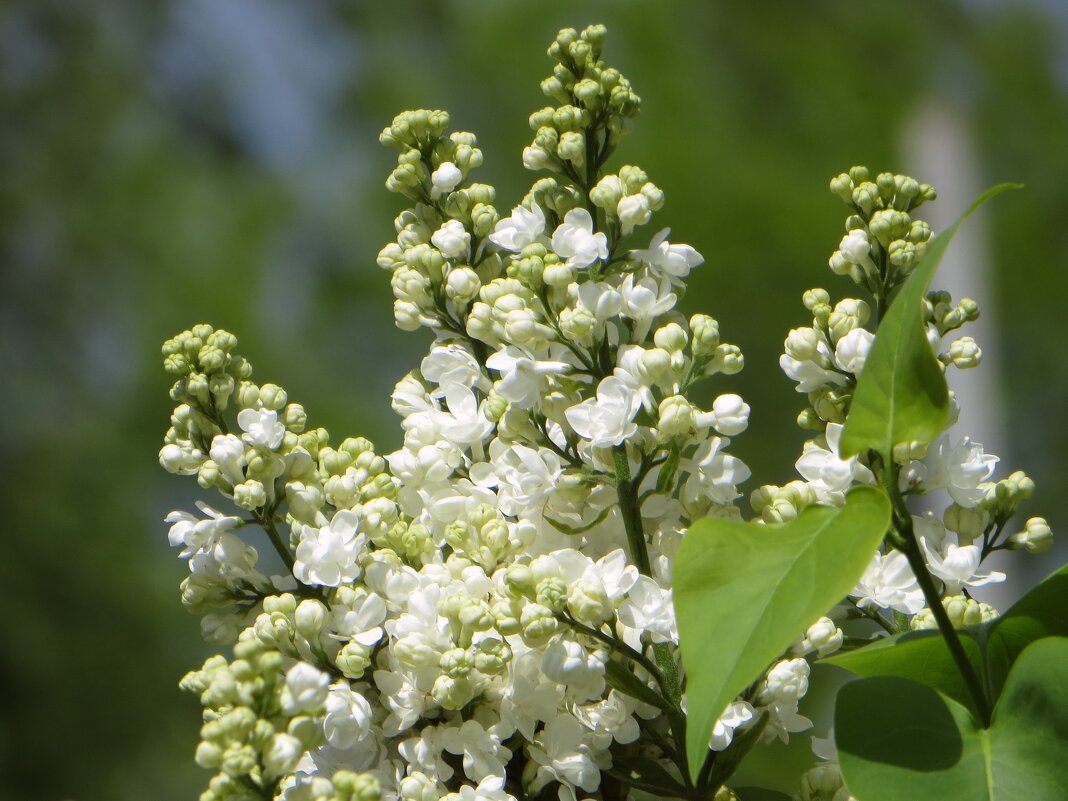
654,322,688,352
1009,517,1052,554
658,395,696,439
295,599,327,638
445,267,481,303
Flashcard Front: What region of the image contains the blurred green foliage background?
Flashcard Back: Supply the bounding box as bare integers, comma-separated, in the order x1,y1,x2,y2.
2,1,1066,798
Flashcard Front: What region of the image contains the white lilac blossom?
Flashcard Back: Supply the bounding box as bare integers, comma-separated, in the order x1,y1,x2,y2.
156,31,1049,801
709,700,756,751
489,203,546,252
238,407,286,450
550,209,608,268
920,533,1006,594
851,550,925,615
923,435,999,508
294,510,368,587
633,228,703,283
564,376,642,449
795,423,875,503
165,502,242,559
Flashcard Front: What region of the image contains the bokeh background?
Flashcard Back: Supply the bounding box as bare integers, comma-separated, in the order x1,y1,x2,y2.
3,1,1067,798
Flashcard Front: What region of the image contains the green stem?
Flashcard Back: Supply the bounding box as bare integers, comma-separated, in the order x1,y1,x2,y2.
256,511,295,573
613,445,652,576
883,461,992,725
562,614,664,688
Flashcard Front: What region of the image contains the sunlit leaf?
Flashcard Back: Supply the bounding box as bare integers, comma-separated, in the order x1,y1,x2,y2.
836,637,1068,801
675,486,890,780
839,184,1021,458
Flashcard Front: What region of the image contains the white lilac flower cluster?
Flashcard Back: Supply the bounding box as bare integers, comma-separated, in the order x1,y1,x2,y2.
767,166,1053,801
155,25,832,801
157,26,786,801
156,29,1051,801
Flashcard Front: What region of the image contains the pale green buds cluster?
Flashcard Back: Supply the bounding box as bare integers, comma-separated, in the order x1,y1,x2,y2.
377,113,507,337
980,469,1035,523
911,594,998,631
926,290,980,336
591,165,664,235
282,771,381,801
750,481,818,524
943,503,990,542
180,638,327,800
828,166,936,292
795,763,853,801
637,316,742,392
525,25,640,177
1009,517,1053,554
160,325,250,470
380,110,484,203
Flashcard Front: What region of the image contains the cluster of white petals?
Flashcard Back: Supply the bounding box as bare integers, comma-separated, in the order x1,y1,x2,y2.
156,47,1052,801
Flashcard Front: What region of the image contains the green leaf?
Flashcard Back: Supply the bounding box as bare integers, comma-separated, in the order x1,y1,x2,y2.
675,486,891,781
982,562,1068,698
839,184,1021,459
604,659,671,711
603,757,688,798
836,637,1068,801
824,562,1068,712
824,626,983,714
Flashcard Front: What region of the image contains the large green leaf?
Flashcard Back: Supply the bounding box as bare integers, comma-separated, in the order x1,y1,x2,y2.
839,184,1020,459
675,486,890,780
982,562,1068,698
836,637,1068,801
824,562,1068,712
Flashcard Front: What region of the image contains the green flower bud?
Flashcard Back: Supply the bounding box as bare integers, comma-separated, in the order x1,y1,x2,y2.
335,642,372,679
796,408,824,431
335,772,381,801
908,219,932,243
689,314,721,355
829,173,853,204
288,715,323,749
282,403,307,433
943,503,989,542
657,395,696,440
653,322,688,352
258,384,287,411
567,579,612,626
236,381,261,409
711,343,744,375
535,577,568,612
221,743,258,778
848,165,870,184
439,647,471,678
492,599,522,636
520,602,559,645
431,674,474,710
785,327,821,361
234,480,267,511
888,239,917,271
197,459,224,490
263,733,303,778
557,130,585,165
195,740,224,770
638,347,672,383
471,637,512,675
1009,517,1052,554
913,594,997,630
295,599,327,639
946,337,981,369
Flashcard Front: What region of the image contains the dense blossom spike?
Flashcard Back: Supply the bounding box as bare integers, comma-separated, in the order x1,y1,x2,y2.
156,28,1050,801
